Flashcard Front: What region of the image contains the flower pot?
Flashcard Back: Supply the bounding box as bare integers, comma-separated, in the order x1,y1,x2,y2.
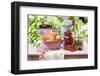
37,28,60,36
74,40,83,50
37,28,52,36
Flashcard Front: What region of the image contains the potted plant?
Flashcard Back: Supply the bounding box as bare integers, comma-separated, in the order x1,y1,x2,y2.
37,16,63,36
70,17,88,50
36,16,52,36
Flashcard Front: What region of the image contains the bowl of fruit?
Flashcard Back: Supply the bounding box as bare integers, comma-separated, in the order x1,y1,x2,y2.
42,30,63,50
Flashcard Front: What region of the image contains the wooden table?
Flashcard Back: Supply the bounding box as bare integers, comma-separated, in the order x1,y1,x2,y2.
28,48,88,60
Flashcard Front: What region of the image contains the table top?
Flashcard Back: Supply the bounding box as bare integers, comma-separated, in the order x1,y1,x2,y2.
28,48,88,55
28,42,88,55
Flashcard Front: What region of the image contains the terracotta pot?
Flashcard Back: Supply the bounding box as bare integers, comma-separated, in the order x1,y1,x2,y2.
37,28,52,36
75,40,83,45
74,40,83,50
37,28,60,36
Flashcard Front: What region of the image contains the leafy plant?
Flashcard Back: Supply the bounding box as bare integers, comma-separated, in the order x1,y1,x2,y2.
27,15,63,46
71,19,83,32
28,29,41,47
68,16,75,20
28,15,43,29
78,31,88,42
28,15,42,47
48,16,63,29
71,18,88,42
79,17,88,24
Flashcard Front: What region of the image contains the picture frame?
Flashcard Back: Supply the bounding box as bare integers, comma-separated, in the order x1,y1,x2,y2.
11,1,98,74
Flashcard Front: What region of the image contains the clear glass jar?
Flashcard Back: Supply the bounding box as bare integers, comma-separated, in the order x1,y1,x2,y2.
61,20,72,37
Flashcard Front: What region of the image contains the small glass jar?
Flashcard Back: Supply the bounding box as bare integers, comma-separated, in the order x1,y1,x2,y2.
61,20,72,37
